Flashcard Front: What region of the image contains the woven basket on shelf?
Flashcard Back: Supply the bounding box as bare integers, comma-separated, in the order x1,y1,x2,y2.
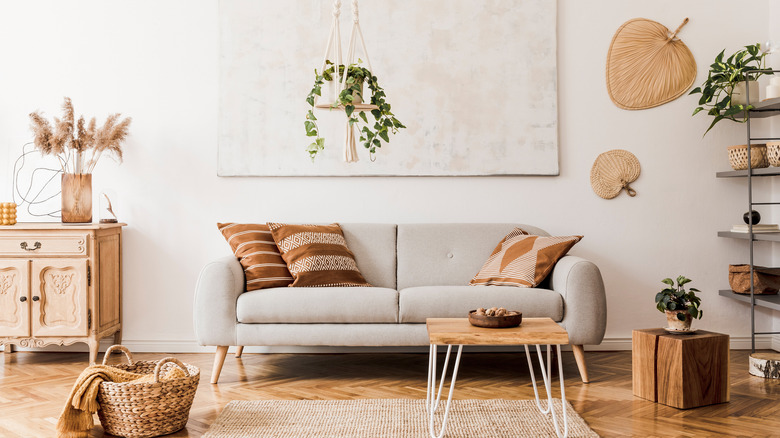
727,144,768,170
767,141,780,167
97,345,200,438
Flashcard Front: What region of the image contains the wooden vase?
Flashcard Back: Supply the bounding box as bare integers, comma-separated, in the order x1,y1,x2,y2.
61,173,92,223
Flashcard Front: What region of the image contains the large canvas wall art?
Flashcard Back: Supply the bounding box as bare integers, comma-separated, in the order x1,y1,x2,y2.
218,0,558,176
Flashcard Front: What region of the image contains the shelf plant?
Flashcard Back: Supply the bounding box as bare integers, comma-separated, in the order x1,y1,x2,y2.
305,60,405,160
655,276,702,331
690,43,773,135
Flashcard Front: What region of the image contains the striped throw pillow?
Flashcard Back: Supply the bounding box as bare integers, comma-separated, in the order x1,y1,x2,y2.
267,223,371,287
470,228,582,287
217,223,294,291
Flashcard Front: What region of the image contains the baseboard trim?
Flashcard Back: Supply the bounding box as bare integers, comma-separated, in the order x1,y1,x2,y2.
1,335,776,354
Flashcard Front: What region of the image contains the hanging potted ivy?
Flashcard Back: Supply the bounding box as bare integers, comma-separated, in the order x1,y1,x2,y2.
305,60,404,161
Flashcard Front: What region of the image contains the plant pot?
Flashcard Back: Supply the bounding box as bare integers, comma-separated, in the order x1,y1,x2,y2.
730,80,760,106
665,310,692,331
321,79,337,105
61,173,92,223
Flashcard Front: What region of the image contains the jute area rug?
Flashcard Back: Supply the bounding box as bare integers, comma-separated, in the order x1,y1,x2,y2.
203,399,599,437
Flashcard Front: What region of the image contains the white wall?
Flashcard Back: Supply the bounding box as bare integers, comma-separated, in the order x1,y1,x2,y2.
0,0,776,352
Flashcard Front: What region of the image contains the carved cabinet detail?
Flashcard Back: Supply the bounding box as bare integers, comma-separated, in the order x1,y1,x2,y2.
0,223,124,363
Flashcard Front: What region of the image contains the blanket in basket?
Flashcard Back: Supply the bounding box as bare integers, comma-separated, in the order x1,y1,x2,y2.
57,364,185,438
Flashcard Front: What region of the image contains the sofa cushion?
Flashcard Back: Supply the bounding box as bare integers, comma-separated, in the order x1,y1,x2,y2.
398,286,563,323
340,223,397,289
217,223,293,290
268,223,371,287
397,224,550,290
471,229,582,287
237,287,399,323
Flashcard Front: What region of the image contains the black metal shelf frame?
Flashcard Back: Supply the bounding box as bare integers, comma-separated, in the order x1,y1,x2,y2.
718,70,780,352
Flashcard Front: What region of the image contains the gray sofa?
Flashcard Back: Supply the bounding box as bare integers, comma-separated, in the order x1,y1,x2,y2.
194,223,606,383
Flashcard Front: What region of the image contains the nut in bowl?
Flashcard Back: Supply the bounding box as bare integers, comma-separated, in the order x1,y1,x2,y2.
468,307,523,328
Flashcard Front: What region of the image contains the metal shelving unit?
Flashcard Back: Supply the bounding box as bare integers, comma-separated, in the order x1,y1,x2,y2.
716,76,780,352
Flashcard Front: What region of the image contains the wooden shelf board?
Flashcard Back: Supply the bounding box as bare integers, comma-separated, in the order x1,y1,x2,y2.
314,103,379,111
718,231,780,242
719,289,780,311
716,167,780,178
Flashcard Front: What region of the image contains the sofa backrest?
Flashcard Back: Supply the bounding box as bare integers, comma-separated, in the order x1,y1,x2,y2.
396,223,549,290
340,223,397,289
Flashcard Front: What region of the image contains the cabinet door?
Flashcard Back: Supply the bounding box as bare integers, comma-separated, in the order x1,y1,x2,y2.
30,259,88,337
0,259,30,337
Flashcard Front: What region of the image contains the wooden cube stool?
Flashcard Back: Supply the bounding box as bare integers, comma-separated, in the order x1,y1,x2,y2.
632,328,729,409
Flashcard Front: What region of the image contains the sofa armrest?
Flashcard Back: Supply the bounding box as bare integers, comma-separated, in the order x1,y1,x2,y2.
549,255,607,346
194,256,244,346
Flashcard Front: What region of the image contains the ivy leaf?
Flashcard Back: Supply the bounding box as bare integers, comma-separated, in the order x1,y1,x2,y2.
359,112,368,123
345,105,355,117
378,130,390,142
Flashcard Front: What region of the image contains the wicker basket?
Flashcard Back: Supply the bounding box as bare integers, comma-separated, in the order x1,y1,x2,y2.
727,144,768,170
729,264,780,295
97,345,200,438
767,141,780,167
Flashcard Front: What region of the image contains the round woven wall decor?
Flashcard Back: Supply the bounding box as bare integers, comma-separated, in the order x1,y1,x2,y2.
591,150,640,199
606,18,696,110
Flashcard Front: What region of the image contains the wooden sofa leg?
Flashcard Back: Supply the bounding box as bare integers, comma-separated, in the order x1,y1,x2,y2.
235,346,244,358
572,344,589,383
211,346,229,384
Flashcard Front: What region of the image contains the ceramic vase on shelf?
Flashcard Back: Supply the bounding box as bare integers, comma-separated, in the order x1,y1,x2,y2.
61,173,92,223
665,310,692,331
731,80,760,106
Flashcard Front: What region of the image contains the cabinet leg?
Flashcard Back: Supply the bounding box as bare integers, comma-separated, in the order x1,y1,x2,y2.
4,344,15,353
113,329,123,346
88,338,99,365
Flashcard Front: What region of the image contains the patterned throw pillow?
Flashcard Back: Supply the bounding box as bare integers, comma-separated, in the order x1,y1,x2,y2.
267,223,371,287
470,228,582,287
217,223,294,291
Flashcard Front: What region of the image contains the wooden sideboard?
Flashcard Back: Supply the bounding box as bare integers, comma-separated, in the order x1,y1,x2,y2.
0,222,125,363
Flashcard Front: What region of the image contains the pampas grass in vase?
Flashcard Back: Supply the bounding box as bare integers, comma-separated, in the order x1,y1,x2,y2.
29,97,131,223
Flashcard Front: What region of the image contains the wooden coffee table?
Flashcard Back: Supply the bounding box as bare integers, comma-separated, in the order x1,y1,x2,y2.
426,317,570,438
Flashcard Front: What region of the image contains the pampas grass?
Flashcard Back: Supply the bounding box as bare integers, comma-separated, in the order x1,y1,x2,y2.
29,97,132,174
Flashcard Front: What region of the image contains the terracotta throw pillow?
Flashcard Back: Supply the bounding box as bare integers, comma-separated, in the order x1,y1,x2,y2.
470,228,582,287
217,223,294,291
267,223,371,287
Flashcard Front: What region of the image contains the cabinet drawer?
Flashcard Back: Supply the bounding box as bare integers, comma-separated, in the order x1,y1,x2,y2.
0,234,88,256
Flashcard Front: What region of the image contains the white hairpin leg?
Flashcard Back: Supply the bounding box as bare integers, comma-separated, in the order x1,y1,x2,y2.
426,343,463,438
525,344,568,438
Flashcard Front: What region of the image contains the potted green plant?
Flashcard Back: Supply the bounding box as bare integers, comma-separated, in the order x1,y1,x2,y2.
690,43,773,135
655,275,703,331
304,60,405,160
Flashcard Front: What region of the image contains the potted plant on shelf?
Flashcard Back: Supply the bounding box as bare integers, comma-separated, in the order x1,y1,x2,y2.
304,60,405,160
690,43,773,135
655,275,703,332
29,97,131,223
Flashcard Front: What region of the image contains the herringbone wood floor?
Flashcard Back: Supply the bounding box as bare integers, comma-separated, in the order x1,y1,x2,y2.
1,349,779,437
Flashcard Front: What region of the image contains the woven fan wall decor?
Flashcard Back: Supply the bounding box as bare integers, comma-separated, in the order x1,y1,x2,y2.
606,18,696,110
591,150,640,199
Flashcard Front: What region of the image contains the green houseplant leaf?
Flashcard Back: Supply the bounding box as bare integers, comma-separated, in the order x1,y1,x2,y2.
690,43,774,135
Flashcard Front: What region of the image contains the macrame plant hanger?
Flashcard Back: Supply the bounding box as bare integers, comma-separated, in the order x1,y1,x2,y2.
315,0,377,163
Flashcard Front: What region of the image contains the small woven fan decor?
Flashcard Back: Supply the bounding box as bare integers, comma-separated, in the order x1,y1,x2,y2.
606,18,696,110
591,150,641,199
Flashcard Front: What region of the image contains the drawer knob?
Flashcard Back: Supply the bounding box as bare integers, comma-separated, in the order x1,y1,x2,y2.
20,241,42,251
19,296,27,302
32,296,39,302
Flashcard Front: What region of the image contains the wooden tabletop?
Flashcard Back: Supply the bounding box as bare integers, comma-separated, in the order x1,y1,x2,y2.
0,222,126,230
426,317,569,345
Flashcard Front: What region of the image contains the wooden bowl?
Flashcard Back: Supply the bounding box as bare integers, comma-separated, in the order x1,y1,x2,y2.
468,310,523,328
